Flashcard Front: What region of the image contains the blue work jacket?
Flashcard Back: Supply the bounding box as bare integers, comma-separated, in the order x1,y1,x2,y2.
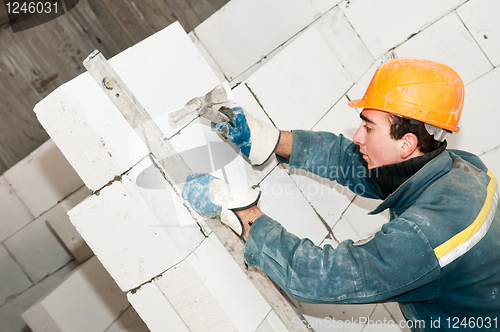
244,130,500,331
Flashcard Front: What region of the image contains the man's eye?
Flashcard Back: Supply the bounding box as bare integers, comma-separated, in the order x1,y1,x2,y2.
364,125,372,132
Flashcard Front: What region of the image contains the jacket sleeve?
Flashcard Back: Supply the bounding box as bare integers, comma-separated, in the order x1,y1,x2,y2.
278,130,381,199
244,214,442,304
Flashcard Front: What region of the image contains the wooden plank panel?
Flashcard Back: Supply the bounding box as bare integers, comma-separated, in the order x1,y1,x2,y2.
33,20,87,78
79,0,134,54
0,71,49,171
164,0,201,32
66,0,133,58
18,26,77,84
0,2,8,26
0,0,230,175
208,0,231,10
0,32,45,115
127,0,179,33
184,0,217,23
101,0,156,45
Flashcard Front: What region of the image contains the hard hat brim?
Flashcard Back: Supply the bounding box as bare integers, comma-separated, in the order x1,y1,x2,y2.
347,99,369,109
347,98,460,133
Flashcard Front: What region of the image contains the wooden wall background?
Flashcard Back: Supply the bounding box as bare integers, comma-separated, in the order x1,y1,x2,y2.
0,0,229,175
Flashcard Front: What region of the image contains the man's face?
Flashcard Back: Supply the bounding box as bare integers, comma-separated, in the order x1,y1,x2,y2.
353,109,403,169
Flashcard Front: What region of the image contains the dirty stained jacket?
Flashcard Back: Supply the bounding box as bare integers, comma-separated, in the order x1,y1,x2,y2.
244,130,500,331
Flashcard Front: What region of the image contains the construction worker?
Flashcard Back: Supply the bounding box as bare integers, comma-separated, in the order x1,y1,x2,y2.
182,58,500,331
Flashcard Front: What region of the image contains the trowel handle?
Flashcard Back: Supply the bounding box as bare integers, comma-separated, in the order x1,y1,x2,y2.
217,106,234,122
169,107,194,123
201,105,232,124
169,96,204,123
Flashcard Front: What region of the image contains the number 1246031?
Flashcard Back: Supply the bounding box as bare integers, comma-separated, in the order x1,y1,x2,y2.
5,2,58,14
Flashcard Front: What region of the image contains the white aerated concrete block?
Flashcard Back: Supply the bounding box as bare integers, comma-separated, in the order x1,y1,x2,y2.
22,256,130,332
259,167,330,244
342,195,389,241
339,0,465,59
246,26,353,131
288,168,355,231
0,244,32,307
0,175,33,243
0,263,75,332
35,22,221,192
168,117,255,185
169,117,277,191
297,302,405,332
108,23,221,134
4,215,72,283
68,157,206,292
312,96,361,139
154,234,272,332
34,73,146,193
313,7,374,82
104,306,149,332
457,0,500,67
294,299,376,332
384,303,411,332
45,186,93,263
332,216,363,244
256,311,289,332
2,139,83,218
363,304,403,332
289,96,362,231
395,11,493,85
446,66,500,155
231,82,274,125
480,147,500,181
194,0,337,80
127,281,189,332
189,31,227,83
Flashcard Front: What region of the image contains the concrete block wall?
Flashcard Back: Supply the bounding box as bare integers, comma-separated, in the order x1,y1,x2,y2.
2,0,497,331
22,256,148,332
35,21,305,332
0,135,137,332
0,139,91,331
190,0,500,330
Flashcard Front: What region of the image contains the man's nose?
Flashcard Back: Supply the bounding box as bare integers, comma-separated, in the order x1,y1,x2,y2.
353,126,364,146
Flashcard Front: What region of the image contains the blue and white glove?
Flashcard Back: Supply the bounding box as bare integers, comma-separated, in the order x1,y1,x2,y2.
212,107,280,166
182,173,261,237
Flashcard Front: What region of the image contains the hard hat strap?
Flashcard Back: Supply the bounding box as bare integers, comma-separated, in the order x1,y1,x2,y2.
409,118,421,126
425,123,448,142
397,114,448,142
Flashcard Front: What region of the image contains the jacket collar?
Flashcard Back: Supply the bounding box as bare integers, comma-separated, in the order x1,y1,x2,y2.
367,142,447,199
369,144,452,215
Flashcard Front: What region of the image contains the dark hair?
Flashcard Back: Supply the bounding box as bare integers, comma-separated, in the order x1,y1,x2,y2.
389,115,444,154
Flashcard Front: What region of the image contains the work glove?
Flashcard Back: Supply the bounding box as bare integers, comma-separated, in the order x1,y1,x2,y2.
182,173,261,237
212,107,280,166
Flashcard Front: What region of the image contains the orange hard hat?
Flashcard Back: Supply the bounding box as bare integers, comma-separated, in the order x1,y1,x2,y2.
348,58,464,132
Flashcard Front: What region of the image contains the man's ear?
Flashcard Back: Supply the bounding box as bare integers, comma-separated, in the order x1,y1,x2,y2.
400,133,419,159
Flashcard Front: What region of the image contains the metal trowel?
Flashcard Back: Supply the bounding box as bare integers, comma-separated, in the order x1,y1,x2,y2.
169,81,234,124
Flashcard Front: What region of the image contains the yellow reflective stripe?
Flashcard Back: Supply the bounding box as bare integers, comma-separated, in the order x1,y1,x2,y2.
434,170,498,266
